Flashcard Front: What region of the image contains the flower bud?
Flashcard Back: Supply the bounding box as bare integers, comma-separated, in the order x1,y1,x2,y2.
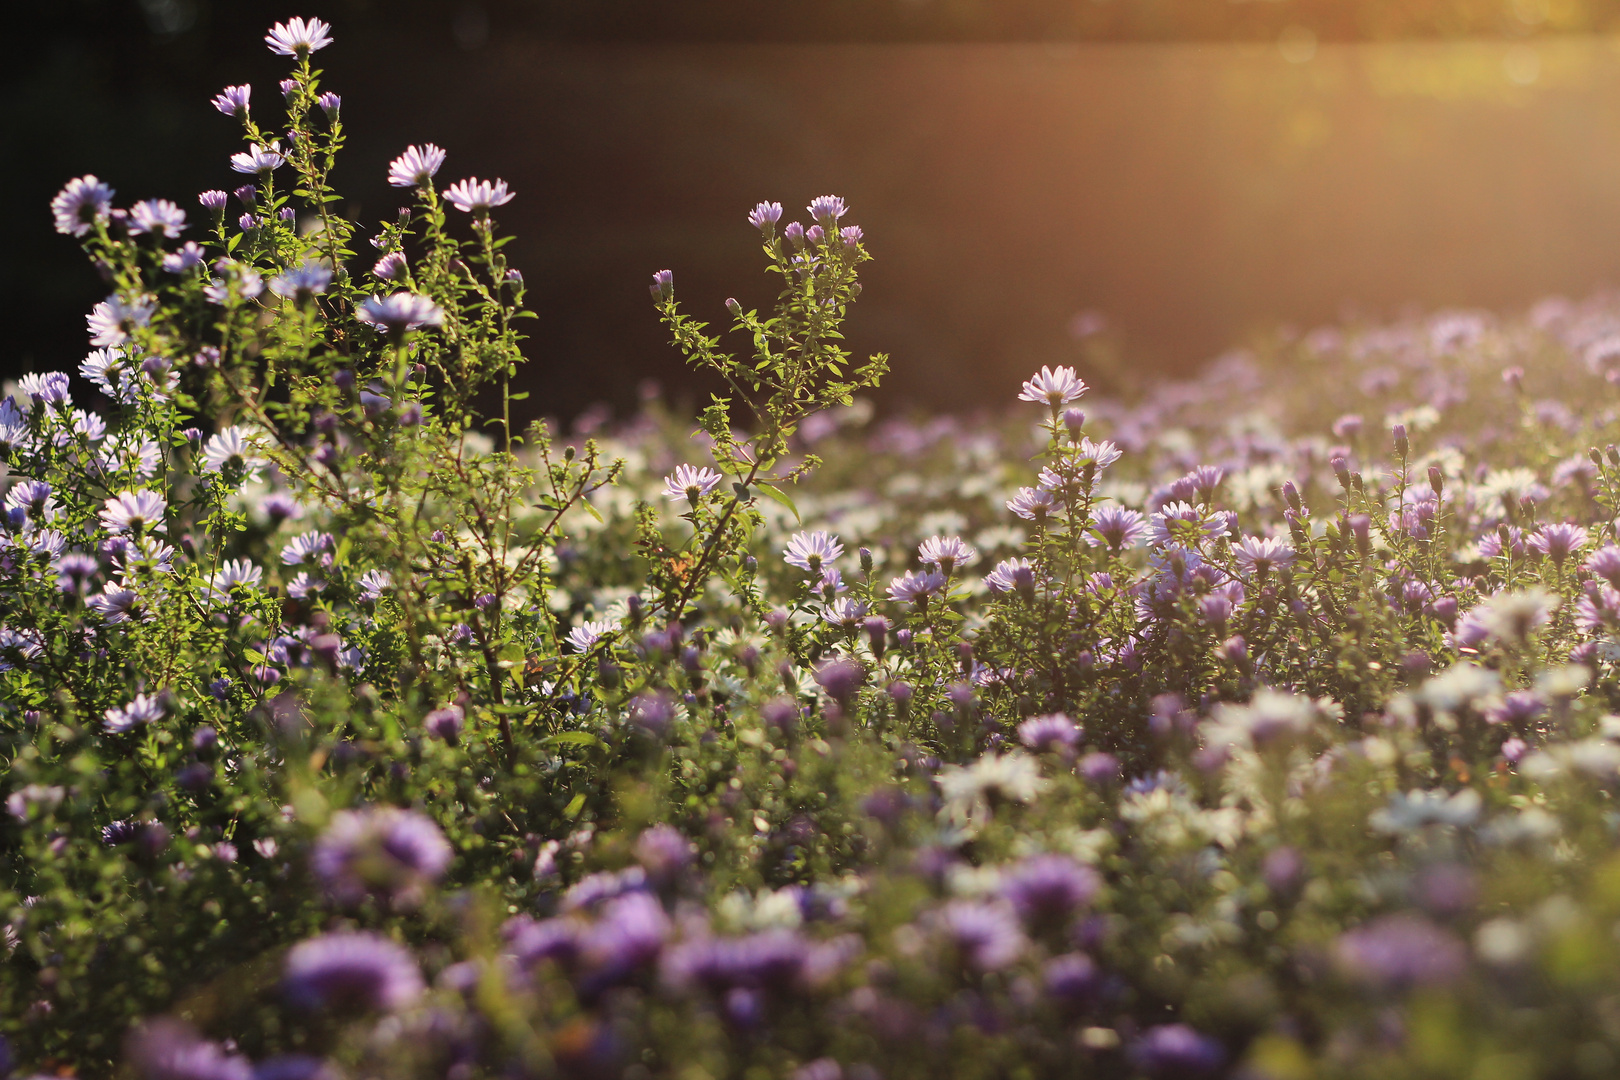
1392,423,1409,458
650,269,674,302
1428,465,1444,496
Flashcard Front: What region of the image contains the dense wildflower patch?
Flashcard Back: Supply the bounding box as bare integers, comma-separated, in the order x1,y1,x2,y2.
12,15,1620,1080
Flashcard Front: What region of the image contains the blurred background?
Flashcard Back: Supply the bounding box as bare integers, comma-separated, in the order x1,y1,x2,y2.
14,1,1620,423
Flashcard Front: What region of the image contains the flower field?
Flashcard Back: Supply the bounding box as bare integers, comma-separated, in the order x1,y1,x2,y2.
12,15,1620,1080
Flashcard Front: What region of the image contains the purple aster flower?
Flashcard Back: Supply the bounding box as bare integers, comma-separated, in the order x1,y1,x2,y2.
264,17,334,57
793,1060,843,1080
205,559,264,601
822,597,869,628
1587,544,1620,587
1479,525,1525,559
318,91,341,114
1078,751,1120,785
1336,913,1467,989
807,194,847,224
629,691,675,736
917,535,976,574
443,177,515,213
1088,505,1147,550
201,425,262,478
280,530,333,565
55,552,99,593
1151,501,1226,547
1006,486,1060,522
386,143,446,188
283,932,423,1013
1017,365,1087,409
1017,713,1079,754
1574,585,1620,633
198,190,228,214
1528,522,1589,566
211,84,252,117
999,854,1100,927
936,900,1025,971
634,824,694,883
104,692,165,734
578,891,672,982
88,586,140,623
1486,689,1544,726
748,200,783,231
356,292,444,334
162,242,206,273
985,556,1036,596
269,262,333,303
87,295,155,347
663,463,723,502
230,142,286,174
1128,1024,1226,1077
51,175,115,236
840,224,863,250
100,490,167,534
566,619,616,652
312,805,453,906
650,268,674,301
424,705,464,741
372,252,407,281
1233,534,1296,577
128,1020,253,1080
783,530,843,572
1044,952,1101,1002
813,657,864,702
279,78,298,100
886,569,945,604
128,199,187,238
783,221,805,247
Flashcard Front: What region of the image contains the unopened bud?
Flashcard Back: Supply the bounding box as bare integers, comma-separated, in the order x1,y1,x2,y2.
1392,423,1409,458
1428,466,1444,496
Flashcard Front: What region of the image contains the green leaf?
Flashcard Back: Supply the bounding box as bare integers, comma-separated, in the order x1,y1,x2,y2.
753,483,801,523
563,792,588,818
545,731,605,750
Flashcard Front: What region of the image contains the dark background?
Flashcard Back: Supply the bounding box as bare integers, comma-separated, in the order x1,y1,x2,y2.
13,0,1620,424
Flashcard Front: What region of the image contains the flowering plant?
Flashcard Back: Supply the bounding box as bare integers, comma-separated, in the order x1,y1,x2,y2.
16,15,1620,1080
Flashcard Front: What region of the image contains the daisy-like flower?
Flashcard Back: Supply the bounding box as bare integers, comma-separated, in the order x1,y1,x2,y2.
985,557,1036,595
443,177,515,213
1087,505,1148,551
203,264,266,306
1576,584,1620,633
1475,588,1559,645
201,426,263,480
230,142,286,175
386,144,447,188
127,199,187,239
1586,544,1620,587
211,84,251,117
823,597,870,629
199,189,229,212
87,586,139,623
662,464,723,503
6,480,56,521
51,175,115,236
918,535,977,574
356,569,391,601
807,195,847,224
269,262,333,303
783,530,844,573
1075,437,1122,470
1006,486,1060,523
86,296,155,347
265,16,334,57
104,692,165,734
161,242,206,273
1018,714,1080,754
1233,534,1296,577
1150,500,1227,547
566,619,616,652
100,490,167,535
55,553,99,593
1528,523,1589,567
16,372,70,408
1017,365,1087,409
887,569,946,604
206,559,264,601
372,252,407,281
748,200,783,231
281,530,334,566
356,293,444,334
286,572,326,599
26,530,66,559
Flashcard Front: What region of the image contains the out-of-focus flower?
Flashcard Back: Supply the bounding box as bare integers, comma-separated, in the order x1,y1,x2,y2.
1335,913,1468,989
87,296,155,347
128,199,187,238
230,142,286,175
1017,713,1079,754
356,292,443,333
312,806,453,906
269,262,333,303
1128,1025,1226,1077
282,932,423,1012
104,692,165,734
935,900,1025,970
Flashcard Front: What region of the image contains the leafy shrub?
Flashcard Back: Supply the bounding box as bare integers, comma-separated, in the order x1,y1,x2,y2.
13,14,1620,1080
